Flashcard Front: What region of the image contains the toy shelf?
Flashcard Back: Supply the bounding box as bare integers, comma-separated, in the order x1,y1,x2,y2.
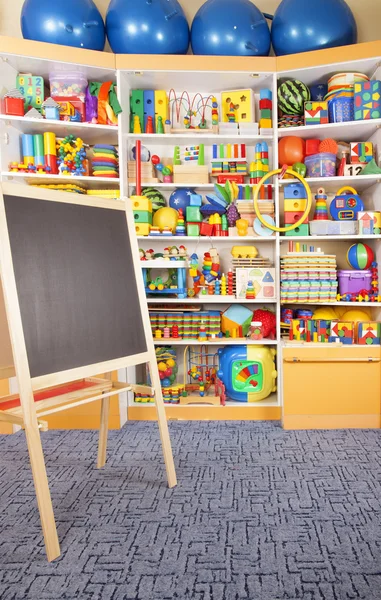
280,235,381,241
281,301,380,307
278,175,381,192
153,339,277,346
277,119,381,142
146,298,276,304
0,114,119,144
137,236,276,242
1,172,120,188
129,133,274,144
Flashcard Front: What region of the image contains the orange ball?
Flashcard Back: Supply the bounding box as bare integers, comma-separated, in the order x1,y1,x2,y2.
278,136,306,167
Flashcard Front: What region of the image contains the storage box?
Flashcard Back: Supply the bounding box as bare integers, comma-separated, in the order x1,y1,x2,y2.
305,153,336,177
338,270,372,295
173,165,209,184
309,221,358,236
50,71,88,96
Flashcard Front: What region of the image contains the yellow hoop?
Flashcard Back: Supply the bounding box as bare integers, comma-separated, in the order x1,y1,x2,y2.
254,168,312,233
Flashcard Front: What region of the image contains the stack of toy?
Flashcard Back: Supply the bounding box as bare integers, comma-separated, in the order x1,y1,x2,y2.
312,188,329,220
175,209,186,236
133,195,153,236
211,143,247,181
92,145,119,178
289,318,355,344
281,250,338,303
57,135,87,176
249,143,269,184
259,89,273,130
337,243,381,303
284,183,309,236
150,310,222,340
186,194,203,236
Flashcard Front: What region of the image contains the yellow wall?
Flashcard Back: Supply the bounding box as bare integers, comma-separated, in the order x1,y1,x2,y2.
1,0,381,48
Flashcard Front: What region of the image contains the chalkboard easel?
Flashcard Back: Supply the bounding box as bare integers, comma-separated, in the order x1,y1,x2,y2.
0,183,176,562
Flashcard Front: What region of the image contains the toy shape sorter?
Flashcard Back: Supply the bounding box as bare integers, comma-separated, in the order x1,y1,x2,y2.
218,345,277,402
235,268,276,300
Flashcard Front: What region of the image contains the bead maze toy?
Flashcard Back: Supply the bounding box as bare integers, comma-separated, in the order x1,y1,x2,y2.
173,144,209,184
218,345,277,403
182,346,226,405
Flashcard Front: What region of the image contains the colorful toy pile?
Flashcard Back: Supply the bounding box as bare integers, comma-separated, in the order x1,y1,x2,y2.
57,135,87,175
277,73,381,128
2,71,121,125
92,145,119,178
289,316,381,345
337,243,380,303
283,183,309,237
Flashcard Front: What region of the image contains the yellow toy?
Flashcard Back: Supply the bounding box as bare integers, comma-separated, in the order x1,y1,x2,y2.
221,89,254,123
231,246,258,259
236,219,249,237
153,207,178,233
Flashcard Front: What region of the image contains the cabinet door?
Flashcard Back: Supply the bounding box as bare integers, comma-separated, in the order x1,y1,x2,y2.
282,346,381,429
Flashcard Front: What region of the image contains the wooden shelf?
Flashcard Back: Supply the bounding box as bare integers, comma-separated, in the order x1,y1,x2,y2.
147,298,277,304
2,172,120,189
128,133,273,144
138,236,276,242
278,175,381,192
277,119,381,142
280,235,381,241
153,339,277,346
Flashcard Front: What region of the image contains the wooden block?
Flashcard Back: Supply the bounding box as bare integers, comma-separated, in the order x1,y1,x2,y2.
284,199,308,212
221,89,254,123
304,101,329,125
173,165,209,184
350,142,373,164
154,90,168,130
284,211,308,224
134,210,153,224
130,90,144,133
343,164,365,177
135,223,151,236
259,118,272,128
285,224,309,236
131,197,152,212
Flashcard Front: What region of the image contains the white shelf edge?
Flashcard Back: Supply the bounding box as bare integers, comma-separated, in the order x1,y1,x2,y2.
153,339,277,346
1,172,120,184
0,114,119,133
138,236,276,242
147,298,277,304
280,235,381,241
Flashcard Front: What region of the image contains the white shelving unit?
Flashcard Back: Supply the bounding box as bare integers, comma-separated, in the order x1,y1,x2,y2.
2,38,381,422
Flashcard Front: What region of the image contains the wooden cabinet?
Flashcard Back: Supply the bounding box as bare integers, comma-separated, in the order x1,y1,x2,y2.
282,346,381,429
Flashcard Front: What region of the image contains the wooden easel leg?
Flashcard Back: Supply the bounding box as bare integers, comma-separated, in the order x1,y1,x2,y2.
97,393,110,469
24,421,60,562
148,360,177,488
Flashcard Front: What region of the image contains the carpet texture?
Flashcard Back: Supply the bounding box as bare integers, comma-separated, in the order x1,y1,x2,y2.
0,421,380,600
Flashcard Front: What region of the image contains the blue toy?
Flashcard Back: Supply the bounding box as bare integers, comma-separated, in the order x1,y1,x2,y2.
169,188,196,212
191,0,271,57
106,0,190,55
269,0,357,56
218,345,277,403
21,0,105,50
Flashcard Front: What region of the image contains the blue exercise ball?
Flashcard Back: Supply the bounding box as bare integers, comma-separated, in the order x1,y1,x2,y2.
271,0,357,56
21,0,105,50
169,188,196,212
191,0,271,56
106,0,190,54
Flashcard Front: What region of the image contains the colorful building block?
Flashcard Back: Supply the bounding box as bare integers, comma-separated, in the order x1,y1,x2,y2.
329,321,355,345
16,74,45,111
260,89,272,101
186,206,202,222
350,142,373,164
357,211,381,235
135,223,151,236
260,108,272,119
130,90,144,133
285,224,310,236
304,101,329,125
358,321,381,345
190,194,202,206
132,197,152,212
235,268,276,300
259,99,272,110
143,90,155,132
284,211,308,224
187,224,201,236
284,199,308,212
354,80,381,121
305,139,321,156
134,211,153,224
154,90,168,131
259,118,272,129
284,183,307,199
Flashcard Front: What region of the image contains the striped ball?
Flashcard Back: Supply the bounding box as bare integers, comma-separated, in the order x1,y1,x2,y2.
278,80,311,115
347,243,374,270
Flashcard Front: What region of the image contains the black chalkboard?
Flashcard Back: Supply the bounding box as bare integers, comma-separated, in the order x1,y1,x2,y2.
4,194,147,378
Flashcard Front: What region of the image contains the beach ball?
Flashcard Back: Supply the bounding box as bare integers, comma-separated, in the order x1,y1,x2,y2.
347,243,374,270
21,0,105,50
153,207,179,233
278,137,305,167
278,80,310,115
106,0,190,54
191,0,271,56
271,0,357,56
169,188,196,211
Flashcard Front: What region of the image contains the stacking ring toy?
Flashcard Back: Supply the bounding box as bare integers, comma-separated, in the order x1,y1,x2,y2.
253,168,312,233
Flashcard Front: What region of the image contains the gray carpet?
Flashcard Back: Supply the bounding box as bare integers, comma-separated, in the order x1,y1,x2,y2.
0,422,380,600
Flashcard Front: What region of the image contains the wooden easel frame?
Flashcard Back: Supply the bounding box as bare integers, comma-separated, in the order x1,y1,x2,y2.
0,183,176,562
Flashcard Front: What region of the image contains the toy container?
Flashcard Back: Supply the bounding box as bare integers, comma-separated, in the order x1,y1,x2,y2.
338,270,372,295
309,221,358,236
305,153,336,177
49,71,88,97
328,95,354,123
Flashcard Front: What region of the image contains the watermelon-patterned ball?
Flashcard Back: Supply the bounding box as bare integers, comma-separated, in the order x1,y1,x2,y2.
278,79,311,116
141,187,166,212
347,243,374,270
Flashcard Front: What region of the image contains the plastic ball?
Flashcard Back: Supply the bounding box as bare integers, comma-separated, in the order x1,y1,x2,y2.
159,371,165,380
167,358,175,368
342,309,371,322
191,0,271,56
162,167,172,176
158,362,167,372
151,155,161,166
271,0,357,56
156,163,164,172
312,307,337,320
141,188,166,212
278,136,306,167
169,375,176,383
162,378,171,387
21,0,106,50
164,368,173,377
278,80,311,115
153,207,179,233
169,187,196,211
347,243,374,270
106,0,190,54
130,145,151,162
